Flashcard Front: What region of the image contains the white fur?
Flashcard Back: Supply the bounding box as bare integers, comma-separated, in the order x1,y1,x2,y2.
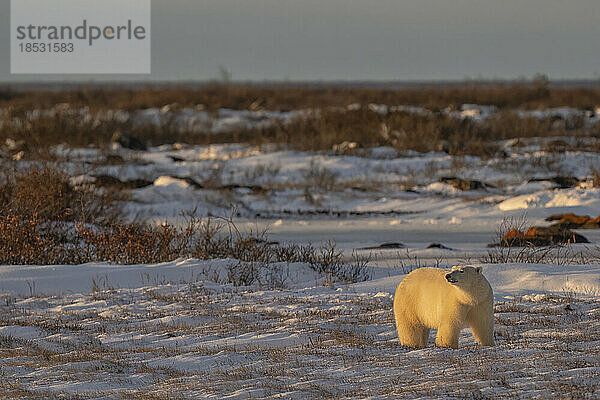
393,266,494,349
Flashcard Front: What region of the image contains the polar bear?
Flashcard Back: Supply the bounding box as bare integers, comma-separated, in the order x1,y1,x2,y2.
393,266,494,349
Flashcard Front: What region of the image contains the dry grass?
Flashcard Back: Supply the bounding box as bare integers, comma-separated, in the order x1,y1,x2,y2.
254,108,589,156
0,164,123,224
3,81,600,112
0,164,126,265
2,83,600,158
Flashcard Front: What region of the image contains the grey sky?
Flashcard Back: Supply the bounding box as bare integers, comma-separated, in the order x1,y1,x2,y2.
1,0,599,82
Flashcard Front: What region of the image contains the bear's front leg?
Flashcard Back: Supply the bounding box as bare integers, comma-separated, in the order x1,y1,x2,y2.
435,323,460,349
467,304,495,346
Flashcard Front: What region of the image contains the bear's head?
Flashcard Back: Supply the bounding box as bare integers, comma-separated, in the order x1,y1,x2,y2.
445,266,483,289
444,266,493,305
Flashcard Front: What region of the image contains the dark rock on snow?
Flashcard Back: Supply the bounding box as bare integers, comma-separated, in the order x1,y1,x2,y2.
112,131,147,151
426,243,454,250
93,175,153,190
494,226,589,247
359,242,405,250
545,213,600,230
438,177,486,191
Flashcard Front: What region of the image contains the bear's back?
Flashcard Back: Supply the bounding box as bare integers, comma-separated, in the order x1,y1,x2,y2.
398,267,448,291
395,267,451,324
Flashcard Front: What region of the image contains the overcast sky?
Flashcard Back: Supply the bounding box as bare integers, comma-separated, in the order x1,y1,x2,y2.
1,0,599,82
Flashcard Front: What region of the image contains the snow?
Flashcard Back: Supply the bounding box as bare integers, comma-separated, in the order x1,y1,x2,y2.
2,258,600,302
153,175,192,189
3,103,600,397
9,125,600,269
498,188,600,211
421,182,461,195
39,133,600,233
1,260,599,398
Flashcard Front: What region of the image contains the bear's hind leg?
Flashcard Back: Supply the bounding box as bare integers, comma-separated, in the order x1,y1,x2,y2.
420,327,430,347
397,323,428,348
395,313,428,348
435,323,460,349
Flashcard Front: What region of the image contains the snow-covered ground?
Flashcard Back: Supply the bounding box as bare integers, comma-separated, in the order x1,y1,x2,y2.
0,260,599,398
45,133,600,260
9,119,600,266
3,104,600,398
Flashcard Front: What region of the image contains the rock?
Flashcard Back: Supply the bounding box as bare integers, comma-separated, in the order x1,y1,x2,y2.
546,213,590,223
360,242,404,250
93,175,153,189
438,177,486,191
496,226,589,247
1,138,27,159
531,176,581,189
332,141,359,155
581,218,600,229
105,154,125,165
551,176,581,189
111,131,147,151
426,243,454,250
545,213,600,230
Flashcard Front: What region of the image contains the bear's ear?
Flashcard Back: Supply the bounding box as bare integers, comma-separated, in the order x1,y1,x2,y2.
475,266,482,274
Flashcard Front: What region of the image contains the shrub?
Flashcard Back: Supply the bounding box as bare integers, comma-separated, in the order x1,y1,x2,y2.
0,206,372,287
0,213,75,265
76,222,192,265
0,164,123,224
3,165,77,221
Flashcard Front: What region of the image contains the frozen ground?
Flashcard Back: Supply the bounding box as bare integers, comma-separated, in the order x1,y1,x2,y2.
0,260,599,399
